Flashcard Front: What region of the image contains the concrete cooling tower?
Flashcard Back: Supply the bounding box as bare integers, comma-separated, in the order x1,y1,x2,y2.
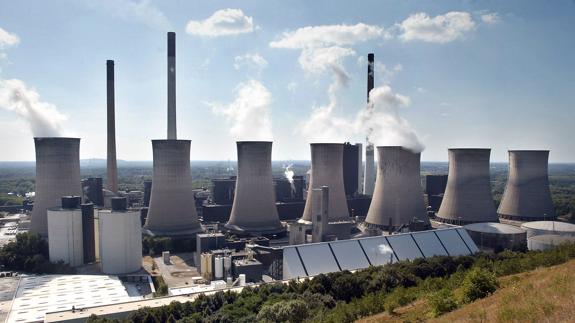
225,141,284,235
363,144,375,195
31,137,82,237
143,140,202,236
498,150,555,221
301,143,350,223
436,149,498,224
364,146,429,230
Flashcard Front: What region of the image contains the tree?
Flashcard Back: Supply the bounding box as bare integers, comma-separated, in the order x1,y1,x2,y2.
459,267,499,304
257,300,309,323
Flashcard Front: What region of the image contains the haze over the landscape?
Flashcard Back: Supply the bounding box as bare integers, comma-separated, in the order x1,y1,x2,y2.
0,0,574,162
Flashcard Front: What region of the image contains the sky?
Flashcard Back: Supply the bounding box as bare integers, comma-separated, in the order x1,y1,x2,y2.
0,0,574,162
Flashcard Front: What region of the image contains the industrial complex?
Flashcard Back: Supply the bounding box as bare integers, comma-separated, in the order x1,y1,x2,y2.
1,32,572,323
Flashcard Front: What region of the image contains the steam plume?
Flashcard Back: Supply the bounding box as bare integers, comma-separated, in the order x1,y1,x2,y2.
0,79,66,137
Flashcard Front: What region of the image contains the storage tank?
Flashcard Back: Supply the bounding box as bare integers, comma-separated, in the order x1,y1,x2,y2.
224,255,232,279
436,149,498,224
144,140,203,236
47,196,84,267
364,146,429,230
301,143,349,223
520,221,575,238
31,137,82,237
498,150,555,221
214,256,223,280
464,222,527,252
99,197,142,274
527,234,575,251
225,141,284,235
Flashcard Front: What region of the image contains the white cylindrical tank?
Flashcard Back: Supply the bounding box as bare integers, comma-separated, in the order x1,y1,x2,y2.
437,148,498,224
214,256,223,280
464,222,527,252
31,137,82,237
498,150,555,221
527,234,575,251
301,143,350,223
225,141,284,235
224,256,232,278
364,146,429,230
47,198,84,267
144,140,203,236
98,202,142,274
520,221,575,238
239,274,246,286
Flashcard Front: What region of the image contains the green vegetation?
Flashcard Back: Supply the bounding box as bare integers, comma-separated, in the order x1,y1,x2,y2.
0,193,25,206
142,236,196,256
85,243,575,323
152,276,169,297
0,232,75,274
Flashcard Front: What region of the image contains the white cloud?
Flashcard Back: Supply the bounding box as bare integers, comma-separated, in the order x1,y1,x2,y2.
481,12,501,25
233,53,268,73
186,9,254,37
270,23,386,49
207,79,273,140
287,82,298,93
76,0,172,30
0,27,20,49
397,11,476,43
298,46,355,78
0,79,68,137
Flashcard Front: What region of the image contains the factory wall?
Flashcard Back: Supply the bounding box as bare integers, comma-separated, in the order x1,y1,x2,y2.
47,208,84,267
99,209,142,274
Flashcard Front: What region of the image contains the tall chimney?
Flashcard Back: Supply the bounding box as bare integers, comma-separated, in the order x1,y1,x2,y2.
363,53,376,196
167,32,177,140
367,53,374,102
106,60,118,193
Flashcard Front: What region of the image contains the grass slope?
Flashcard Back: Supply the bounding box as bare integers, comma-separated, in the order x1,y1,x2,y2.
358,259,575,323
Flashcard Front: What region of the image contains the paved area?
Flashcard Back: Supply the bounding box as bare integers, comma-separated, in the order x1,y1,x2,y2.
154,252,201,288
0,277,20,323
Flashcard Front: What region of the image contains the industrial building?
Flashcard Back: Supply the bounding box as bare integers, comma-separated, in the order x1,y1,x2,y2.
31,137,83,237
363,146,430,231
225,141,285,236
436,148,499,224
425,174,448,213
498,150,555,221
47,197,84,267
520,221,575,238
464,222,527,252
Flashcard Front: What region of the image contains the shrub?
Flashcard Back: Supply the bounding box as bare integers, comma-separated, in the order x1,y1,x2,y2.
459,267,499,304
257,299,309,323
428,288,458,317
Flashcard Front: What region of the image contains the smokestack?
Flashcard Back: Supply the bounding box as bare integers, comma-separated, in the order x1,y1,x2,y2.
436,149,498,224
31,137,82,236
498,150,555,221
364,146,429,230
364,53,376,195
300,143,349,223
367,53,374,102
106,60,118,193
167,32,177,140
144,140,202,236
225,141,284,235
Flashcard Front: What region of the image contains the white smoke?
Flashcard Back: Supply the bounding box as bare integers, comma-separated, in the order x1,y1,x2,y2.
284,163,296,194
0,79,67,137
207,79,273,140
377,243,395,263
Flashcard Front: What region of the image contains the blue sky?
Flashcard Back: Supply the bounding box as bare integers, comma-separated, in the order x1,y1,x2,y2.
0,0,574,162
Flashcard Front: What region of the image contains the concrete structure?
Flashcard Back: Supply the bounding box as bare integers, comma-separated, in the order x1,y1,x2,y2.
436,148,498,224
167,32,177,140
527,234,575,251
301,143,349,223
82,177,104,206
356,143,363,194
31,137,82,237
81,203,96,264
363,53,376,196
311,187,329,243
144,140,203,236
106,60,118,193
225,141,284,235
99,198,142,274
47,197,84,267
520,221,575,238
498,150,555,221
464,222,527,252
364,146,429,230
343,142,360,197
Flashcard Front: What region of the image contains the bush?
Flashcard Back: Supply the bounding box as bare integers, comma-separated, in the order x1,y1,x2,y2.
153,276,168,297
428,288,458,317
257,299,308,323
383,287,417,314
459,267,499,304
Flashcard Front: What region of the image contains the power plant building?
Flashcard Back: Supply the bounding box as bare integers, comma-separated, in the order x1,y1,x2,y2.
47,196,84,267
364,146,429,230
301,143,350,223
343,142,360,197
225,141,284,235
498,150,555,221
31,137,83,237
436,148,499,224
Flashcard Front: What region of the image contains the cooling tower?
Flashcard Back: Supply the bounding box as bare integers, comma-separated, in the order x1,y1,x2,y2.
143,140,202,236
300,143,350,223
106,60,118,193
31,138,82,237
363,144,375,195
364,146,429,230
167,32,177,140
436,149,498,224
225,141,284,235
498,150,555,221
